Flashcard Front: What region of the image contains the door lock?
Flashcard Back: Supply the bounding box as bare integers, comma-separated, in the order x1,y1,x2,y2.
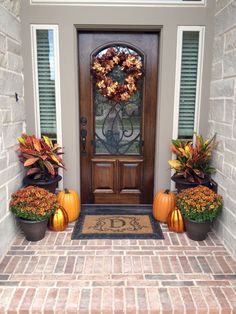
80,128,87,155
80,116,87,126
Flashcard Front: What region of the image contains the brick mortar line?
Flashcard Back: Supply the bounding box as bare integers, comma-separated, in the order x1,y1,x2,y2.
3,281,233,288
211,287,225,311
222,287,234,312
215,22,236,39
178,287,187,313
0,286,235,312
209,96,235,100
0,66,23,77
144,287,151,313
223,46,236,54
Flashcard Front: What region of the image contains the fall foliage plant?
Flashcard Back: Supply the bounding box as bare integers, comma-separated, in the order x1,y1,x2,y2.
168,134,216,183
17,134,65,180
10,186,58,221
176,185,223,223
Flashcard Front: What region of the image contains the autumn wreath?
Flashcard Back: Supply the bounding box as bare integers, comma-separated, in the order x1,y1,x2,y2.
92,47,142,102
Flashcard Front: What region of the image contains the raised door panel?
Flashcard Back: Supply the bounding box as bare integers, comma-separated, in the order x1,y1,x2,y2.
119,160,143,193
92,159,116,194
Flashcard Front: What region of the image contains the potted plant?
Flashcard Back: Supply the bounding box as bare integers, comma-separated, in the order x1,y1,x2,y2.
168,134,216,192
17,134,65,193
10,185,58,241
176,185,223,241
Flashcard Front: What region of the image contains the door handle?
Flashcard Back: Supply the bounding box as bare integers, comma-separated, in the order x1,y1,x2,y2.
80,116,87,126
80,128,87,155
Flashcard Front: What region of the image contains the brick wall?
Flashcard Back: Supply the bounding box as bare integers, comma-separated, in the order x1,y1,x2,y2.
209,0,236,259
0,0,25,255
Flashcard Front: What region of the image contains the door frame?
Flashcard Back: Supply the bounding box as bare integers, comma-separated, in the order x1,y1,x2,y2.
77,26,161,204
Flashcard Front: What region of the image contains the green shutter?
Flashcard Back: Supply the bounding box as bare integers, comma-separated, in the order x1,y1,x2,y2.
178,31,199,139
36,29,57,141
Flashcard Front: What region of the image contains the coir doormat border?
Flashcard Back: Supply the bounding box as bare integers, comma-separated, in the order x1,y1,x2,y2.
71,212,164,240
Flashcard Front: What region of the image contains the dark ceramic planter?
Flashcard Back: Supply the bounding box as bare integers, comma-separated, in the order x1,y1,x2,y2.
171,174,210,193
17,217,48,241
184,218,211,241
23,175,62,193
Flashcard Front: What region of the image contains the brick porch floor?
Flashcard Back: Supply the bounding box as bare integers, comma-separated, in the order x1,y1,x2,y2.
0,223,236,313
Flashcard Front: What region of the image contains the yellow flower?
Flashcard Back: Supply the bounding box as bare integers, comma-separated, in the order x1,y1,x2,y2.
93,62,106,73
113,56,120,64
135,60,142,69
125,75,135,84
121,92,130,101
127,83,136,92
97,80,106,89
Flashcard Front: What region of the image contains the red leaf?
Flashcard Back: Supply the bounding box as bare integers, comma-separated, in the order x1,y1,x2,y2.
44,161,55,176
33,138,42,152
24,157,39,167
19,148,40,156
27,168,41,176
40,155,48,161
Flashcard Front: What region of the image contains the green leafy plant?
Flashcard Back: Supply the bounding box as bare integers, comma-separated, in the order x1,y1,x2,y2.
168,134,216,183
176,185,223,223
17,134,65,180
10,186,58,221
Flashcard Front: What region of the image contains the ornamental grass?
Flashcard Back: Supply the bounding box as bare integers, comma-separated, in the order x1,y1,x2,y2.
10,186,58,221
176,185,223,223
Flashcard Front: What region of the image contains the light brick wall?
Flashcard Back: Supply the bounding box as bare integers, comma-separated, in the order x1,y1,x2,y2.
209,0,236,259
0,0,25,256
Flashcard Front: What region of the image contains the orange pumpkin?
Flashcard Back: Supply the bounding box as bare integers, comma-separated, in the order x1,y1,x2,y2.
49,205,69,231
167,207,184,233
153,189,176,222
57,189,80,222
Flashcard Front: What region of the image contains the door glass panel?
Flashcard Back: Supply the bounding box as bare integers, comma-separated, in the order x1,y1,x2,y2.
93,46,143,155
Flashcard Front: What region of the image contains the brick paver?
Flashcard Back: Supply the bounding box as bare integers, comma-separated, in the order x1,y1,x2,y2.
0,223,236,312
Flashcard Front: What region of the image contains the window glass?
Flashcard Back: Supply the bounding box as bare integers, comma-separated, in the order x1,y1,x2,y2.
36,29,57,141
178,31,199,139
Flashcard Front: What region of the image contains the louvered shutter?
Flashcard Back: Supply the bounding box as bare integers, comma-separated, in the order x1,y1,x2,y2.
178,31,199,139
36,29,57,141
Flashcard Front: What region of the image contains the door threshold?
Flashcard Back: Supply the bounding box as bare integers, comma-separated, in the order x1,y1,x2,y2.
81,204,152,214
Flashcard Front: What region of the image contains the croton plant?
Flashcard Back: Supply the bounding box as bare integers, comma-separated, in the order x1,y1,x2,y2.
168,134,216,183
17,134,65,180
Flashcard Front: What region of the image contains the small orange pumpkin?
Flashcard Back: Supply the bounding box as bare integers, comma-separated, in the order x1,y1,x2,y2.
167,207,184,233
57,189,80,222
153,189,176,222
49,205,69,231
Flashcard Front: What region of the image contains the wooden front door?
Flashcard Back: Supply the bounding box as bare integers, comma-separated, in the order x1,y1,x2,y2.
78,32,158,204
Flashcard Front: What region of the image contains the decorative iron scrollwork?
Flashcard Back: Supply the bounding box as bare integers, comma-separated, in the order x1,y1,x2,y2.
93,45,144,155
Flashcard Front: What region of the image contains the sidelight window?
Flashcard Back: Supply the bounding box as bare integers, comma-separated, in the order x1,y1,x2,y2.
173,26,205,139
31,25,62,143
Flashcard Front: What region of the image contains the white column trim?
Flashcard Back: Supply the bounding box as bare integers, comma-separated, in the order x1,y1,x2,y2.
30,0,206,6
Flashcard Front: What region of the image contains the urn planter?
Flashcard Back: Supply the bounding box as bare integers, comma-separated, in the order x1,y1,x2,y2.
184,218,211,241
17,217,48,241
171,174,210,193
23,175,62,193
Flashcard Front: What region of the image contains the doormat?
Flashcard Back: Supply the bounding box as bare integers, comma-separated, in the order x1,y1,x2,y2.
71,213,164,239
